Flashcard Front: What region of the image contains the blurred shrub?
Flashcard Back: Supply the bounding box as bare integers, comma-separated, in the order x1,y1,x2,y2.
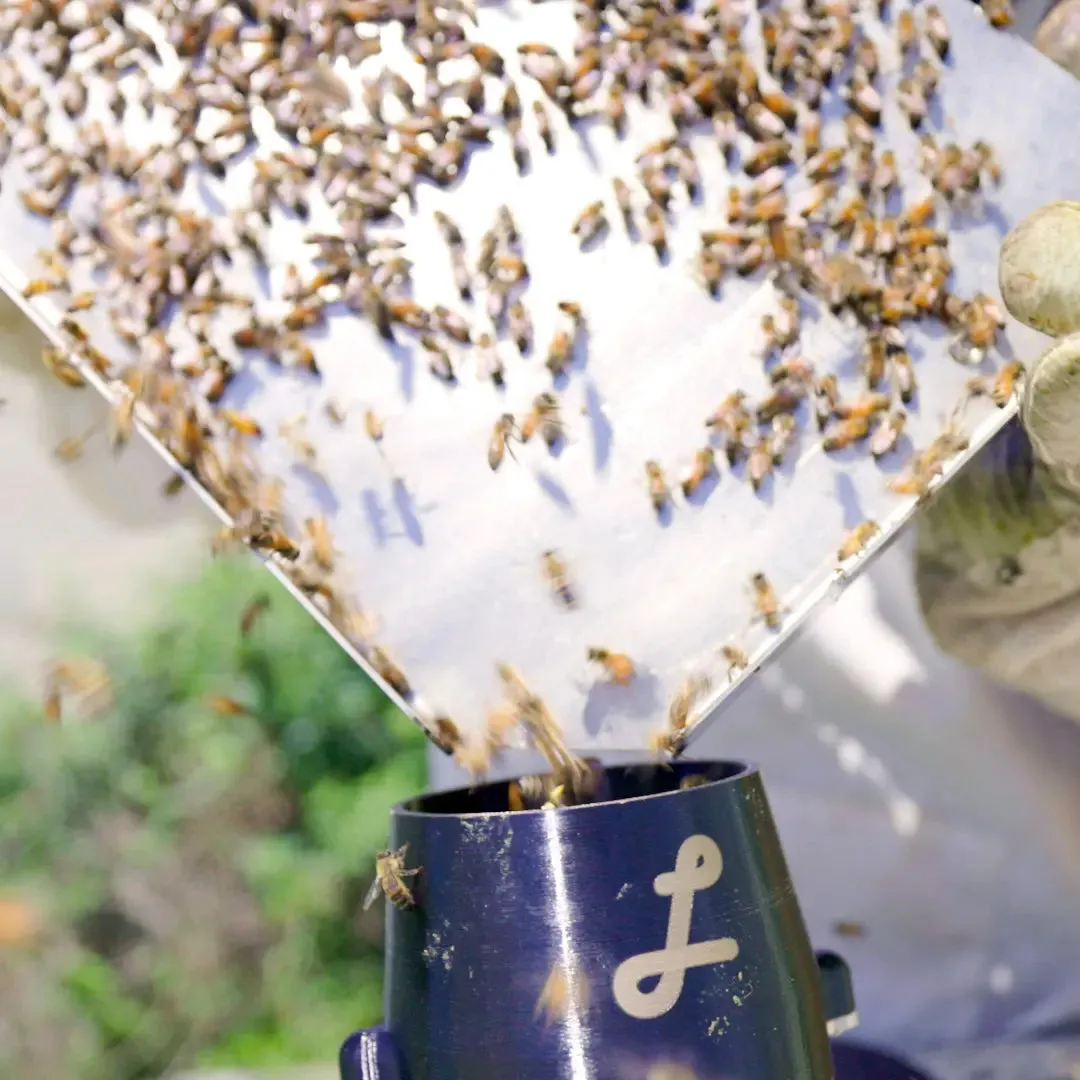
0,555,427,1079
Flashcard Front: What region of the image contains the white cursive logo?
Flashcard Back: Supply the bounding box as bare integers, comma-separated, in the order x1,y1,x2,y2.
611,834,739,1020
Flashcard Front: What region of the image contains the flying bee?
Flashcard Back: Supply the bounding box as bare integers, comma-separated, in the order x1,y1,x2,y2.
363,844,422,911
924,4,950,58
992,360,1024,407
239,594,271,636
587,647,635,686
838,520,881,562
541,549,575,608
572,200,608,246
645,460,671,514
720,643,748,679
521,392,564,448
823,415,872,451
41,344,85,388
535,963,590,1027
813,374,840,430
750,572,782,630
489,413,519,470
870,410,907,457
681,447,716,498
54,426,97,462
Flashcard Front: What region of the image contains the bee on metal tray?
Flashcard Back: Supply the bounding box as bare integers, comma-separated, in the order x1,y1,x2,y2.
541,549,576,608
489,413,519,470
751,572,782,630
587,647,635,686
645,460,671,514
838,520,881,562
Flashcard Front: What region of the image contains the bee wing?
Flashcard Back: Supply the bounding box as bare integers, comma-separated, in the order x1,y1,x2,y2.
363,873,384,911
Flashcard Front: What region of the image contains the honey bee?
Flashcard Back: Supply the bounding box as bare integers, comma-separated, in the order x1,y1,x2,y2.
870,410,907,457
489,413,519,470
872,150,898,197
838,520,881,562
681,447,717,497
805,147,845,181
981,0,1014,28
612,177,634,231
800,113,821,158
747,436,774,491
206,694,249,716
813,374,840,430
897,10,917,53
535,962,590,1026
363,844,422,911
768,413,798,464
900,196,936,229
54,426,97,462
521,392,564,447
108,390,135,451
865,332,887,389
546,329,573,378
745,138,791,176
644,201,667,261
680,774,709,790
587,647,635,686
533,99,555,153
239,593,271,636
992,360,1024,407
892,351,916,404
889,458,943,498
750,572,782,630
221,408,262,436
372,646,411,698
720,643,748,679
834,392,891,421
304,515,336,572
541,549,575,608
41,344,86,388
645,460,671,514
365,408,384,445
823,415,872,452
833,919,868,939
658,673,712,751
421,334,455,383
508,299,533,354
924,4,950,58
756,380,805,422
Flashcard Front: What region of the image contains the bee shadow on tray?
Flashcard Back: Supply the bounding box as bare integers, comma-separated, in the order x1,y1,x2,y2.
195,173,228,218
570,113,605,172
391,475,426,545
582,669,662,737
871,433,914,474
834,471,866,529
683,467,719,507
583,379,612,473
292,463,340,515
533,469,574,515
361,488,390,547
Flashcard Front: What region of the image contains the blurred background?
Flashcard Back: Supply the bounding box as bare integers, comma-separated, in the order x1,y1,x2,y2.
0,293,426,1079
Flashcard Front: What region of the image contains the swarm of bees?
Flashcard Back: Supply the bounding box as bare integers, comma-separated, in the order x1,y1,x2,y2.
5,0,1019,766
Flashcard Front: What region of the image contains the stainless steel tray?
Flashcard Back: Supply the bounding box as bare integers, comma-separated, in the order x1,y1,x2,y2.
0,0,1075,755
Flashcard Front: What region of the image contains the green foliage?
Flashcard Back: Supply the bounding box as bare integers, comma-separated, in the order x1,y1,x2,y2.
0,555,426,1079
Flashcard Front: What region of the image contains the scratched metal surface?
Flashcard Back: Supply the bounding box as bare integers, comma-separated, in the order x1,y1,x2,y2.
0,0,1077,754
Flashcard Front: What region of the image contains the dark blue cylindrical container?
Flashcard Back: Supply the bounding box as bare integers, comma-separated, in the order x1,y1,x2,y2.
342,761,856,1080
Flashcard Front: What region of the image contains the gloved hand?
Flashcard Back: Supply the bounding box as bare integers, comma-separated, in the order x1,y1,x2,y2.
914,10,1080,722
915,199,1080,722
